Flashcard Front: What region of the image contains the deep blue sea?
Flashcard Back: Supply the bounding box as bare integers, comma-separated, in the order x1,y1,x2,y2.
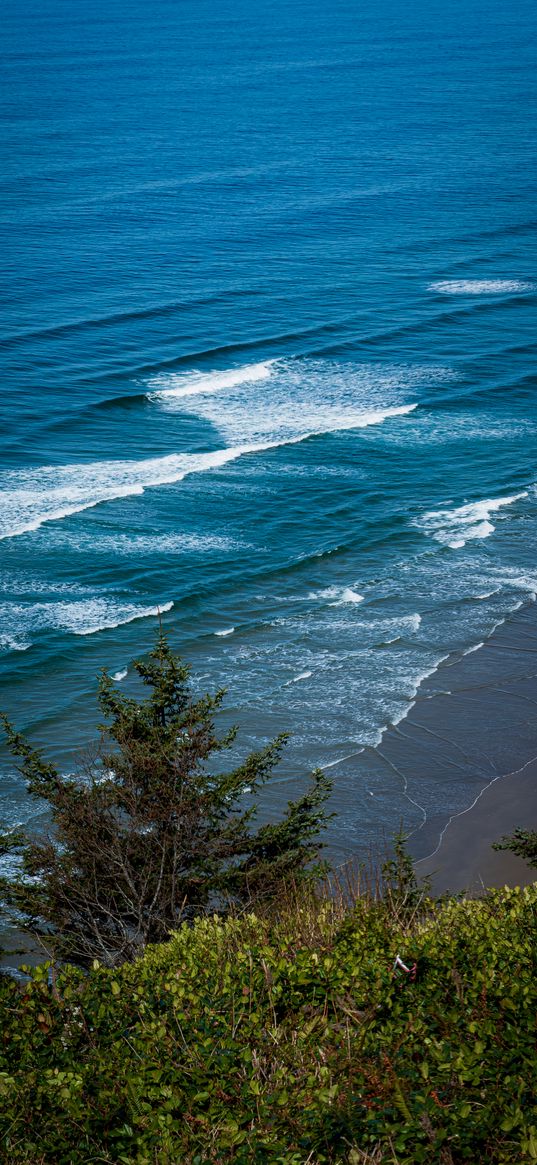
1,0,537,856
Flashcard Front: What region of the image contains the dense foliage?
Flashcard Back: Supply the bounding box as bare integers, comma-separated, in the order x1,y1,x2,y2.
0,631,331,967
1,882,536,1164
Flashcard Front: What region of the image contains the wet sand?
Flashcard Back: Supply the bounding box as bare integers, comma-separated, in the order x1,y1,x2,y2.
395,601,537,893
326,599,537,894
416,752,537,894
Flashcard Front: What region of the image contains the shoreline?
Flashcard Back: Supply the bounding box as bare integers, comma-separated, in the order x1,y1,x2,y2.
391,599,537,892
3,598,537,976
323,596,537,893
319,596,535,885
416,749,537,894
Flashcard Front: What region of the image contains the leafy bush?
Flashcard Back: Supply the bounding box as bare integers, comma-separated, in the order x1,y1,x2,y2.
1,882,536,1163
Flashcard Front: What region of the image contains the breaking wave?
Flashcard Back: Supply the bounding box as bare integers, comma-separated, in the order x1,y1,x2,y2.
311,586,365,606
285,669,313,685
1,358,428,540
147,361,275,399
0,358,463,542
416,492,528,548
0,599,173,651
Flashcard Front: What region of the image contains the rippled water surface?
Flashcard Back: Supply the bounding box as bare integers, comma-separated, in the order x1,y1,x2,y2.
1,0,537,852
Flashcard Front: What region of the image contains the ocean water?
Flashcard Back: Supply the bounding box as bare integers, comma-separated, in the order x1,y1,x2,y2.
1,0,537,856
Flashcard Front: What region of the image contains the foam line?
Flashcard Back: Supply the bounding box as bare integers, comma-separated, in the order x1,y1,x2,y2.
416,749,537,866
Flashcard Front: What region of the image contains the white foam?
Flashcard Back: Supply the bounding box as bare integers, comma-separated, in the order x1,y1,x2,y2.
500,571,537,596
285,670,313,685
61,600,173,636
112,669,128,681
312,585,365,606
214,627,235,637
148,361,275,400
429,279,535,295
0,416,416,542
417,492,527,548
0,635,31,653
461,642,484,657
0,600,173,649
401,613,421,632
391,701,416,727
319,749,364,771
0,360,450,542
50,532,245,555
149,360,427,451
335,587,364,605
0,576,93,597
388,653,451,721
0,451,243,541
149,360,451,485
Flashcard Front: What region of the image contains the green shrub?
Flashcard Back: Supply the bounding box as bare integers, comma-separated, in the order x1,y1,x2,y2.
1,883,536,1163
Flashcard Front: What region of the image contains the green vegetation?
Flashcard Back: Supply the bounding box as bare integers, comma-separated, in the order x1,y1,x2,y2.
1,633,536,1162
494,827,537,869
0,631,331,966
1,880,537,1164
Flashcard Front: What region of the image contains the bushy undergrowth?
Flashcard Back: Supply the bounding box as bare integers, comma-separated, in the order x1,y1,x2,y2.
1,883,537,1164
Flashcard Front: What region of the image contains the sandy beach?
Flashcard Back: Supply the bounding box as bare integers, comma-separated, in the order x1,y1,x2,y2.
375,600,537,894
417,753,537,894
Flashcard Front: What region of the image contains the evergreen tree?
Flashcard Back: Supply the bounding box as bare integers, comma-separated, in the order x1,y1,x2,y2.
493,828,537,868
0,631,332,967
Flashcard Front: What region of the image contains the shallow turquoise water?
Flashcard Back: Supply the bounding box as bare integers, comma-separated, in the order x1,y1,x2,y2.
1,0,537,851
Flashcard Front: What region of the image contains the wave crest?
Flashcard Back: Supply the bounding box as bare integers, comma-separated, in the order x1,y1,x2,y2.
148,361,274,400
0,599,173,652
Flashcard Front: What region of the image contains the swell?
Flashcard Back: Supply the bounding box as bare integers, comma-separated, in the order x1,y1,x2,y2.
314,294,537,360
447,369,537,407
20,286,534,392
54,323,344,385
386,216,537,258
0,288,261,351
4,270,534,364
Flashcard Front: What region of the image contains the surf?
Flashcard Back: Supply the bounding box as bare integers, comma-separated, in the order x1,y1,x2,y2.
0,356,423,540
416,492,528,549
